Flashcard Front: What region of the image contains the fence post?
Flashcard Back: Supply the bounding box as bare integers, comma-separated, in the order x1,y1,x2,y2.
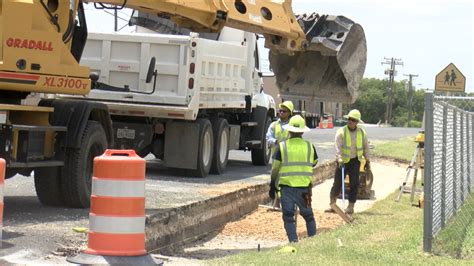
423,91,434,253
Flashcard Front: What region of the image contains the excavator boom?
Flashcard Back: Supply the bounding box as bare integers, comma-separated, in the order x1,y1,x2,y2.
0,0,366,103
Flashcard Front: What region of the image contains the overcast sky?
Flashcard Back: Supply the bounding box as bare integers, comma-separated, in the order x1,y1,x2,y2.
84,0,473,92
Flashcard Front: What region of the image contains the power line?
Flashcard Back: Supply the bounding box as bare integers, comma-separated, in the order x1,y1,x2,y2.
381,57,403,124
84,5,133,32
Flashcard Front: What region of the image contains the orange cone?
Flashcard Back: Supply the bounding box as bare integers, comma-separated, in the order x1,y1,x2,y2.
327,116,334,128
68,150,160,265
319,116,325,129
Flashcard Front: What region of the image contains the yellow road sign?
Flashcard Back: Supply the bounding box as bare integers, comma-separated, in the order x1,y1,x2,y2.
435,63,466,92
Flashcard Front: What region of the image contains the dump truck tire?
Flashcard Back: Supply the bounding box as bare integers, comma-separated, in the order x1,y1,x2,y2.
251,116,272,166
210,118,229,175
34,167,64,206
63,121,107,208
190,119,213,177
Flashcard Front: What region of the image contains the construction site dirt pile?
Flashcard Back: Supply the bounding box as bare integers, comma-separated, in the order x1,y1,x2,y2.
221,208,345,241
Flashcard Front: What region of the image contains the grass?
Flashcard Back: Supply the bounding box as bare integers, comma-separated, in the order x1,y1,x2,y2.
432,193,474,259
206,137,472,265
462,221,474,259
209,193,471,265
370,136,418,162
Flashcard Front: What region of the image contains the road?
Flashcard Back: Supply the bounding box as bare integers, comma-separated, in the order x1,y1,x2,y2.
0,126,418,264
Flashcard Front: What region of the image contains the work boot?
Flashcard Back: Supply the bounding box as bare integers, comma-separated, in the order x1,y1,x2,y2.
324,197,337,213
345,202,355,215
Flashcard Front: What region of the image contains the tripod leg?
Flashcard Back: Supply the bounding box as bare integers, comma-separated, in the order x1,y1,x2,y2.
410,168,418,204
396,167,412,202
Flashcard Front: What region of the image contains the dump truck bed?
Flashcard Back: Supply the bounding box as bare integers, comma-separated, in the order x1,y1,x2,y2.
80,29,262,119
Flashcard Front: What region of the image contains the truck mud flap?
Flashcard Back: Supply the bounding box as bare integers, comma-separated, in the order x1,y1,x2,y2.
249,106,268,149
270,14,367,104
164,120,199,170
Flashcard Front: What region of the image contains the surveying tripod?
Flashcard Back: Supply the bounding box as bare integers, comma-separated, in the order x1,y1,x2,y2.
395,132,424,204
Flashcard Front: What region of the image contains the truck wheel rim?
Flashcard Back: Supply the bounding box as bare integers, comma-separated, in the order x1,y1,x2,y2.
219,130,228,163
203,130,212,166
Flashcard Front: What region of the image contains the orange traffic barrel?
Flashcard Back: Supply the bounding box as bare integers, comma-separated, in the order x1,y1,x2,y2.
67,150,161,265
327,116,334,128
319,116,325,129
86,149,146,256
0,158,5,244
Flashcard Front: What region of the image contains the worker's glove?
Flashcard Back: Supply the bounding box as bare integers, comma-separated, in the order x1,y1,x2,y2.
337,159,344,169
269,182,276,200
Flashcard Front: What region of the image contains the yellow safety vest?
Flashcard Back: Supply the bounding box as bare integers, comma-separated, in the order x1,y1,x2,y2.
278,138,315,187
339,126,365,163
270,120,289,155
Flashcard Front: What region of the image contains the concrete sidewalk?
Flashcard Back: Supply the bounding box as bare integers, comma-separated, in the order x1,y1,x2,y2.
312,159,409,213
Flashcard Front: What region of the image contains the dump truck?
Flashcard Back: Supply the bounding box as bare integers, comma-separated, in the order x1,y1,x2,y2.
77,28,276,177
0,0,366,207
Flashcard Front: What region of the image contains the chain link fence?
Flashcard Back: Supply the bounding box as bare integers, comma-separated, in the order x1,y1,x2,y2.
423,92,473,259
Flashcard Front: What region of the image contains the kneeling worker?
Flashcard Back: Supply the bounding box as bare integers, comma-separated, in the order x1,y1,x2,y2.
269,115,318,242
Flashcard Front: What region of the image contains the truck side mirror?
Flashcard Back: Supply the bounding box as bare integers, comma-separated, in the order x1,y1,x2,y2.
89,72,99,82
146,57,156,83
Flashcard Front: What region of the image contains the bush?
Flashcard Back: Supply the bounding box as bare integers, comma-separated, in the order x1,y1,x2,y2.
391,116,408,127
407,120,422,128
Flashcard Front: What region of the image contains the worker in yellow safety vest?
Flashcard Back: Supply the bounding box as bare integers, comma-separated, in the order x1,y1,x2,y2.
269,115,318,242
266,101,293,208
325,109,370,215
266,101,293,156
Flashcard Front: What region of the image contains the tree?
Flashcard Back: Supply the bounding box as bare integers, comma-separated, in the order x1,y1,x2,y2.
346,78,386,124
346,78,425,126
411,89,425,121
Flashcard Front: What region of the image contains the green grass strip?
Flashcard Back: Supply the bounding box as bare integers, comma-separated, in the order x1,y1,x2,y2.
371,137,418,162
209,192,472,265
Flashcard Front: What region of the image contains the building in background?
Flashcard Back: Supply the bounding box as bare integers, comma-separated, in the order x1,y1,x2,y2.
262,76,342,128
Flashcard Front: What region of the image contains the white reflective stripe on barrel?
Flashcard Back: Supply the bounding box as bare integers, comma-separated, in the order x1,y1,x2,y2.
92,179,145,197
89,215,145,234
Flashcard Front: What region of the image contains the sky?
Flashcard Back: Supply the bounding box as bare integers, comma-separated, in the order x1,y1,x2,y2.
84,0,473,93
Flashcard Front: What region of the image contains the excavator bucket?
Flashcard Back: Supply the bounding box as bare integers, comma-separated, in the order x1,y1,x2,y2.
269,13,367,104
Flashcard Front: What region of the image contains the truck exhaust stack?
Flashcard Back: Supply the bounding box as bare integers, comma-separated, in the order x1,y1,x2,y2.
269,14,367,104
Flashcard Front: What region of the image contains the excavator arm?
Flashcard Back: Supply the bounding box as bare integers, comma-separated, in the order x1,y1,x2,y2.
86,0,308,53
0,0,366,103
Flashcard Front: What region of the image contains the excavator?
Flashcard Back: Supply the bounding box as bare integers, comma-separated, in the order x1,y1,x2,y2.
0,0,366,207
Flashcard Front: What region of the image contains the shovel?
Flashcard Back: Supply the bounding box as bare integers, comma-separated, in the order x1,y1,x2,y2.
330,165,353,223
341,166,346,209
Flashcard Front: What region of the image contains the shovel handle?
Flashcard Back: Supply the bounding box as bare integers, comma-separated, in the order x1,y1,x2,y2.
341,166,345,208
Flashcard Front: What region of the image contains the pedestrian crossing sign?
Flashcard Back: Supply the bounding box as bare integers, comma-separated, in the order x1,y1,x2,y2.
435,63,465,92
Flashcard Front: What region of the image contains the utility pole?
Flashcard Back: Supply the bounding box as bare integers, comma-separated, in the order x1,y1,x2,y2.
382,57,403,124
404,74,418,124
